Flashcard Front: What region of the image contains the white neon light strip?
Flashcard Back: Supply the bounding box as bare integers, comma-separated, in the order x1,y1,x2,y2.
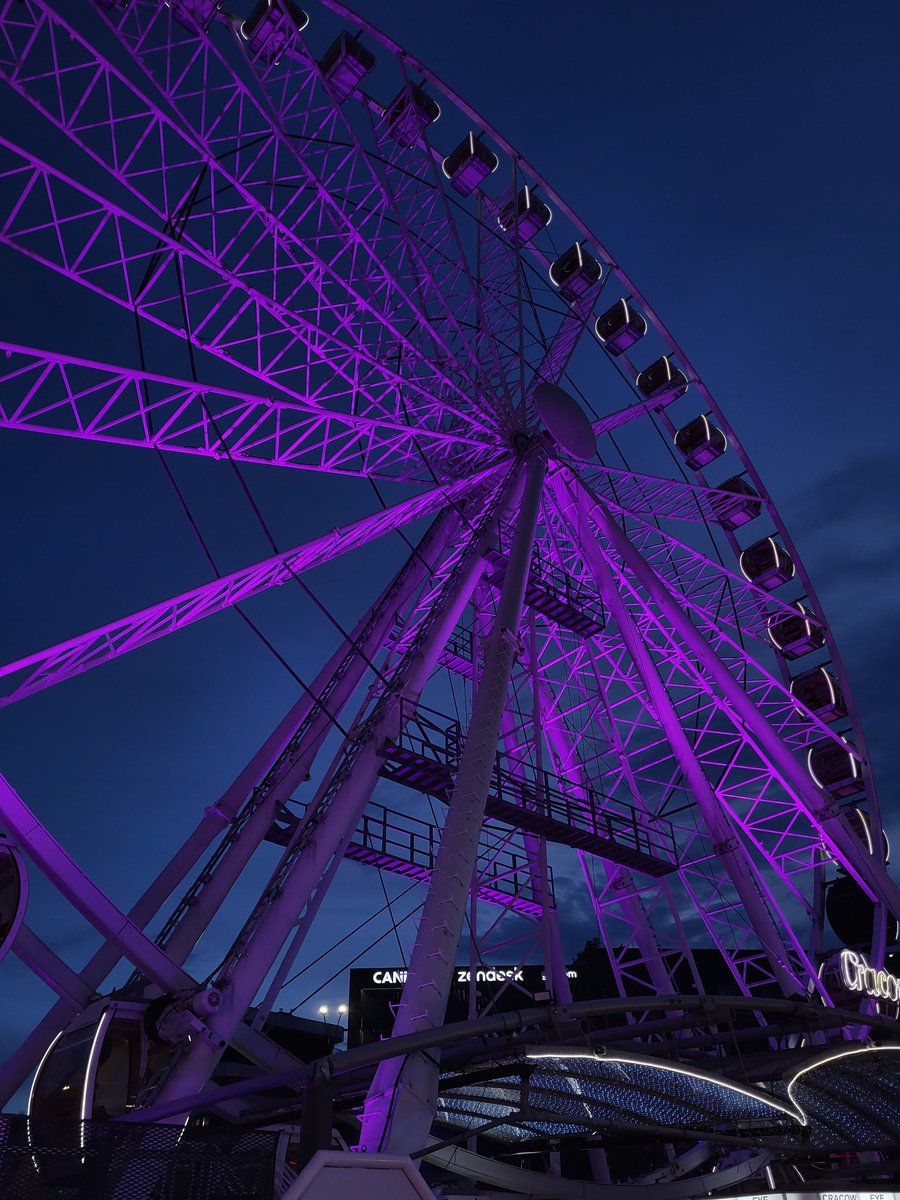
855,807,874,854
530,1043,900,1131
81,1008,113,1134
27,1029,63,1119
524,1047,801,1122
785,1042,900,1124
26,1028,64,1171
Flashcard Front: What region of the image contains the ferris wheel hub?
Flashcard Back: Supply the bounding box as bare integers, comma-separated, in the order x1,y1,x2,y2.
533,382,595,461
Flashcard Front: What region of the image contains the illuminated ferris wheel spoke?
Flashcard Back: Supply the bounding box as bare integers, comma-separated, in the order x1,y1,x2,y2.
0,344,496,481
0,506,456,1108
149,509,460,974
91,0,504,433
579,461,764,527
0,140,477,433
0,465,497,708
0,0,497,433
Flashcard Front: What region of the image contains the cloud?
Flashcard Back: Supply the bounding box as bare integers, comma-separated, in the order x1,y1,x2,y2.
789,451,900,536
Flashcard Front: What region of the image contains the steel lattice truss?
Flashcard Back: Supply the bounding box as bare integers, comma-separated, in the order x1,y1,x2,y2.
0,0,895,1184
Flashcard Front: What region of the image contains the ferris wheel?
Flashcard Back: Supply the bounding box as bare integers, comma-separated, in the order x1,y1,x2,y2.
0,0,897,1189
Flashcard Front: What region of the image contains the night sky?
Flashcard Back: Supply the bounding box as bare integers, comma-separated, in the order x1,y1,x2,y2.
1,0,899,1109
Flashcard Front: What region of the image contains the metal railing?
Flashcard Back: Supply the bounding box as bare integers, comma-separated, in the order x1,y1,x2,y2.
291,793,554,913
489,521,607,632
387,703,678,869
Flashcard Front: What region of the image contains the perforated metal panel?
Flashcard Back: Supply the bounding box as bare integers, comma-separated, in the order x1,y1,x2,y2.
0,1116,277,1199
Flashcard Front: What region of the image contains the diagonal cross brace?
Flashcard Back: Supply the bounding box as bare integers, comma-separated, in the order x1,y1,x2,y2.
0,343,494,481
0,464,505,707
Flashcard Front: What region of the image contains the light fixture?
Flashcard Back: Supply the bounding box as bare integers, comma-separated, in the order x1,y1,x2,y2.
318,1005,328,1016
337,1004,348,1014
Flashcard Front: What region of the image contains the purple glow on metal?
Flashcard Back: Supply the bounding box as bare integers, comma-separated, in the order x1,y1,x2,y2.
0,466,503,707
0,0,505,438
0,0,891,1152
343,850,543,919
0,344,494,482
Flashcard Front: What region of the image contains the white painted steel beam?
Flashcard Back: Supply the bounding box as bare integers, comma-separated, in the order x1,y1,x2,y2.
360,450,546,1155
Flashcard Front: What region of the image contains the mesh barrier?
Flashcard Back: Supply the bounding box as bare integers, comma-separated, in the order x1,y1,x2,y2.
0,1115,278,1199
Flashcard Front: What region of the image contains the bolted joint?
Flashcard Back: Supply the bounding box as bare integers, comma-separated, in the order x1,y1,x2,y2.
498,626,526,659
510,428,532,454
815,805,841,823
713,836,739,856
146,989,226,1050
190,987,222,1017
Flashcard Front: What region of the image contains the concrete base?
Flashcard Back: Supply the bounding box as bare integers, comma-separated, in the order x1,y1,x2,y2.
283,1150,436,1200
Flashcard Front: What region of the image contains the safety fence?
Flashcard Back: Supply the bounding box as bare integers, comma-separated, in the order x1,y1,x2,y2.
0,1115,277,1199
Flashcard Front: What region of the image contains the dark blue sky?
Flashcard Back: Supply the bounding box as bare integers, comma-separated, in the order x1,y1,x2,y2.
1,0,899,1106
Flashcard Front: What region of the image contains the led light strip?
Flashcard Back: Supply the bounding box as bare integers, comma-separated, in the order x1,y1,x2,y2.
526,1043,900,1130
786,1041,900,1123
525,1047,800,1122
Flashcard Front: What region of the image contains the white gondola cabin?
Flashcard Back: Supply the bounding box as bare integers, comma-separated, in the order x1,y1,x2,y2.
319,31,374,102
594,299,647,356
767,602,826,659
739,536,795,590
807,737,864,799
497,187,551,246
636,355,688,404
384,84,440,148
790,666,847,724
674,414,727,470
549,243,602,302
442,133,498,197
712,475,762,530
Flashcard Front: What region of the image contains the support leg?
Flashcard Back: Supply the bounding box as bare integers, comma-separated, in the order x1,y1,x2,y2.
159,513,452,969
359,450,547,1155
553,476,807,998
0,516,450,1107
143,471,519,1114
566,470,900,916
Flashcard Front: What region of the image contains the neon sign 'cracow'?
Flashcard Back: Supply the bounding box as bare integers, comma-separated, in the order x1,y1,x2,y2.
840,949,900,1002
